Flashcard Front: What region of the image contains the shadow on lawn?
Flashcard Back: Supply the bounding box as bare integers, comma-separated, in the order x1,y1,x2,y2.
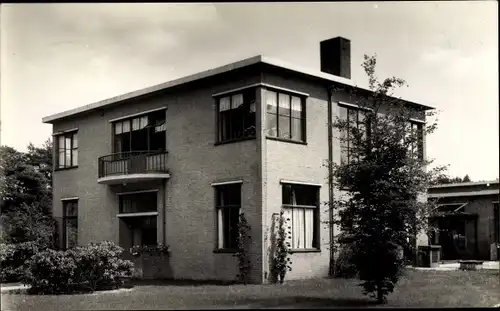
232,296,379,309
130,278,239,287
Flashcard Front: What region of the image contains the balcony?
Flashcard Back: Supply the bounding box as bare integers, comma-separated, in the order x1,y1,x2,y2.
97,151,170,185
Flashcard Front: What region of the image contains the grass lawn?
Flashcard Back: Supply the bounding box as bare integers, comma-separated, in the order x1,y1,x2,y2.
1,269,499,310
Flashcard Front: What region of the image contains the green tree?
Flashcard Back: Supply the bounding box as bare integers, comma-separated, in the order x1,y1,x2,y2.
329,55,445,303
433,174,472,184
0,138,55,246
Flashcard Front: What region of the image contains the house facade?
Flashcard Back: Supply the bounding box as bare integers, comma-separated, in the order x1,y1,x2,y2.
428,180,500,261
42,37,431,284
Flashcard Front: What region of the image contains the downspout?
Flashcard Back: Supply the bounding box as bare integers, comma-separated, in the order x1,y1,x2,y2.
162,178,167,245
327,85,335,277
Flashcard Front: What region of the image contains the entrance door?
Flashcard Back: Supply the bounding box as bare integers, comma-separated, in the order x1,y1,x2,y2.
438,216,476,260
117,191,159,256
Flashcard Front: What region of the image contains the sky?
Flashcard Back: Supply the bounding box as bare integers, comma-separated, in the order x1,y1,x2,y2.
1,2,498,181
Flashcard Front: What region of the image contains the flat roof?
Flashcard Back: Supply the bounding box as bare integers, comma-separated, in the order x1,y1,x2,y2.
42,55,435,124
429,180,499,189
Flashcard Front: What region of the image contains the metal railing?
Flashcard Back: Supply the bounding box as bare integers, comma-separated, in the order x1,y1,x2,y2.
98,150,168,178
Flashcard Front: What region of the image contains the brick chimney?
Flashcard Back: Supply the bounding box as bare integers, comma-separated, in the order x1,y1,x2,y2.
320,37,351,79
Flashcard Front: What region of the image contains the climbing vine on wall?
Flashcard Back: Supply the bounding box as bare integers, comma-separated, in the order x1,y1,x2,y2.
234,213,252,285
271,210,292,284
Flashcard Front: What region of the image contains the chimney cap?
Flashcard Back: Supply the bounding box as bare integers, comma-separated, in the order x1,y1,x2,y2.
320,36,350,44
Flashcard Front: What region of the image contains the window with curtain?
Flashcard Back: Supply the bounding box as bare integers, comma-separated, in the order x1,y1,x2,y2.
63,200,78,249
281,183,319,250
215,183,241,250
56,132,78,169
266,89,305,142
217,89,256,143
113,109,166,154
338,105,369,165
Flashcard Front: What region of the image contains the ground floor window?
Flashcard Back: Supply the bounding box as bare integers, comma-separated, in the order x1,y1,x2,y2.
214,183,241,250
281,183,320,250
63,199,78,249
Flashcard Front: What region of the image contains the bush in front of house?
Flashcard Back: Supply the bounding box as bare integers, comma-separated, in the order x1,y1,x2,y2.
0,241,39,283
71,241,134,291
333,243,358,279
25,249,78,294
25,241,134,294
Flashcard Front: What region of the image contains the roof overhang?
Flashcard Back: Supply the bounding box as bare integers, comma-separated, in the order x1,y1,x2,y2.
430,180,500,189
431,202,468,214
428,189,500,199
429,212,478,219
42,55,435,124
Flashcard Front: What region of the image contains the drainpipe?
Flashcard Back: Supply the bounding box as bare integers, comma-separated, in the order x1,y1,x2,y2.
327,85,335,277
162,179,167,245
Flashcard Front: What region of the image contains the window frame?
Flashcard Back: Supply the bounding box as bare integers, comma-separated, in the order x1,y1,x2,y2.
62,199,78,250
408,121,424,161
55,131,78,170
213,182,242,253
281,183,321,253
265,88,307,144
338,103,371,166
111,109,166,154
117,191,159,247
215,89,257,145
118,191,158,214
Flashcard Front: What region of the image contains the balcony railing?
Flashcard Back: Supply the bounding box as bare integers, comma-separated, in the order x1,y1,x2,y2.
98,151,168,179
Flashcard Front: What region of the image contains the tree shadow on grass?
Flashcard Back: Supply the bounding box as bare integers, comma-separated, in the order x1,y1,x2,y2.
230,296,379,309
130,278,239,287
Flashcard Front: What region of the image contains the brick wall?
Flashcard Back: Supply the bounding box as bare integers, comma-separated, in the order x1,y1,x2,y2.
51,66,265,283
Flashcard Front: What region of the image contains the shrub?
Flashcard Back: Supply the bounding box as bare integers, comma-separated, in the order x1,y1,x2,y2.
333,244,358,279
71,241,134,291
25,249,78,294
25,241,134,294
0,241,39,283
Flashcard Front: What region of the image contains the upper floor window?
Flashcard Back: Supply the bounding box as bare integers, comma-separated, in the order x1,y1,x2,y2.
216,89,256,143
281,183,320,250
266,90,305,142
214,183,241,250
408,121,424,160
56,132,78,169
113,109,166,154
338,105,369,165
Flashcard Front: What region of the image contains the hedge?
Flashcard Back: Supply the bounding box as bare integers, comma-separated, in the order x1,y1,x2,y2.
24,241,134,294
